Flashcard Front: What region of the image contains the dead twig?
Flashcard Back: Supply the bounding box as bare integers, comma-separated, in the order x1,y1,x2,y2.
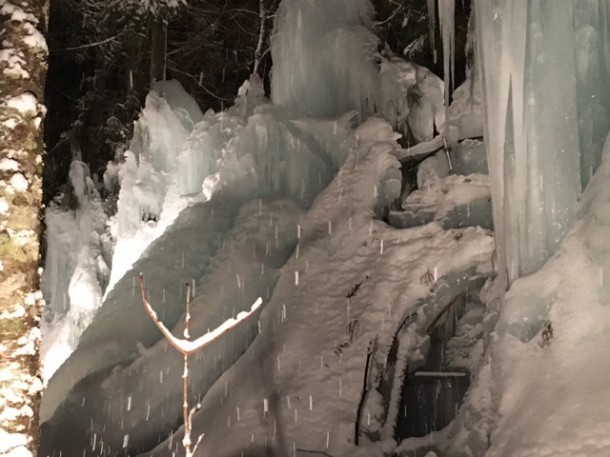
139,273,262,457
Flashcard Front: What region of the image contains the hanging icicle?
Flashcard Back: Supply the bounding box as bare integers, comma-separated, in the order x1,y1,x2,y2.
438,0,455,106
427,0,437,63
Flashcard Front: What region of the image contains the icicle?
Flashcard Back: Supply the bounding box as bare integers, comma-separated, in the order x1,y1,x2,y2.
438,0,455,106
427,0,437,62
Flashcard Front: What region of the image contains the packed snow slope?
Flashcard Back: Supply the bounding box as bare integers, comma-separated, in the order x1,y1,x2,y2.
39,197,304,456
137,120,494,457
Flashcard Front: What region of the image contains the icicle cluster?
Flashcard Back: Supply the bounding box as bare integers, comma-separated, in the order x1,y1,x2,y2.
474,0,610,285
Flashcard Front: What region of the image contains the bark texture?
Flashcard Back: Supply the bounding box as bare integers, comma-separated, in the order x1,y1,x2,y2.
0,1,48,456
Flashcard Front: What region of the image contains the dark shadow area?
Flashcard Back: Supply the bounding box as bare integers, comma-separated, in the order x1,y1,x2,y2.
396,294,473,440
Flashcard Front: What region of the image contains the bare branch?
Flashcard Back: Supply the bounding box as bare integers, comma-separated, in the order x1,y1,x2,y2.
139,273,187,355
62,31,126,51
180,298,262,354
166,65,229,101
140,272,264,457
191,433,205,456
139,273,262,356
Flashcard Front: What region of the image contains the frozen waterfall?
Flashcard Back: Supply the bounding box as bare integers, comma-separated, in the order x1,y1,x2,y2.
474,0,610,287
271,0,380,120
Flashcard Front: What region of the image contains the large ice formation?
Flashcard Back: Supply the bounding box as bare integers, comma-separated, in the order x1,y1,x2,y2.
271,0,380,120
379,56,445,143
40,79,355,425
41,160,111,380
474,0,610,287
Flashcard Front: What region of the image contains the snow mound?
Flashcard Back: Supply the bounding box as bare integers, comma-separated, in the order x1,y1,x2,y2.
137,118,494,457
486,134,610,456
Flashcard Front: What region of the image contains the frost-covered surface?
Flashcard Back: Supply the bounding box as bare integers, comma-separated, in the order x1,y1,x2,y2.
1,2,48,456
444,65,483,144
41,74,355,433
38,2,610,457
106,81,199,289
40,76,353,390
135,119,494,457
228,75,268,119
444,304,486,373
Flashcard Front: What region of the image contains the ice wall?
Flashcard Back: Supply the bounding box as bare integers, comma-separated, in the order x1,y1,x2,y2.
107,78,353,291
573,0,610,187
271,0,380,120
474,0,610,287
41,161,111,380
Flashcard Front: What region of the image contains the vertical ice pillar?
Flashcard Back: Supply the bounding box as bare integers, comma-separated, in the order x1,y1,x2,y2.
574,0,610,188
438,0,455,106
475,0,582,287
270,0,380,120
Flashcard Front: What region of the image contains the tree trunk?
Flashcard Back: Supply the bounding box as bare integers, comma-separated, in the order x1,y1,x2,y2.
150,19,167,86
0,1,48,456
252,0,267,76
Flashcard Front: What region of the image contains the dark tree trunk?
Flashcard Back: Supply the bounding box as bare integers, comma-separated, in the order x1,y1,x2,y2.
150,19,167,86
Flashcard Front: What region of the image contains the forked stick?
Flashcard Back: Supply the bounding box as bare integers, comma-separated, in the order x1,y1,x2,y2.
139,273,262,457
